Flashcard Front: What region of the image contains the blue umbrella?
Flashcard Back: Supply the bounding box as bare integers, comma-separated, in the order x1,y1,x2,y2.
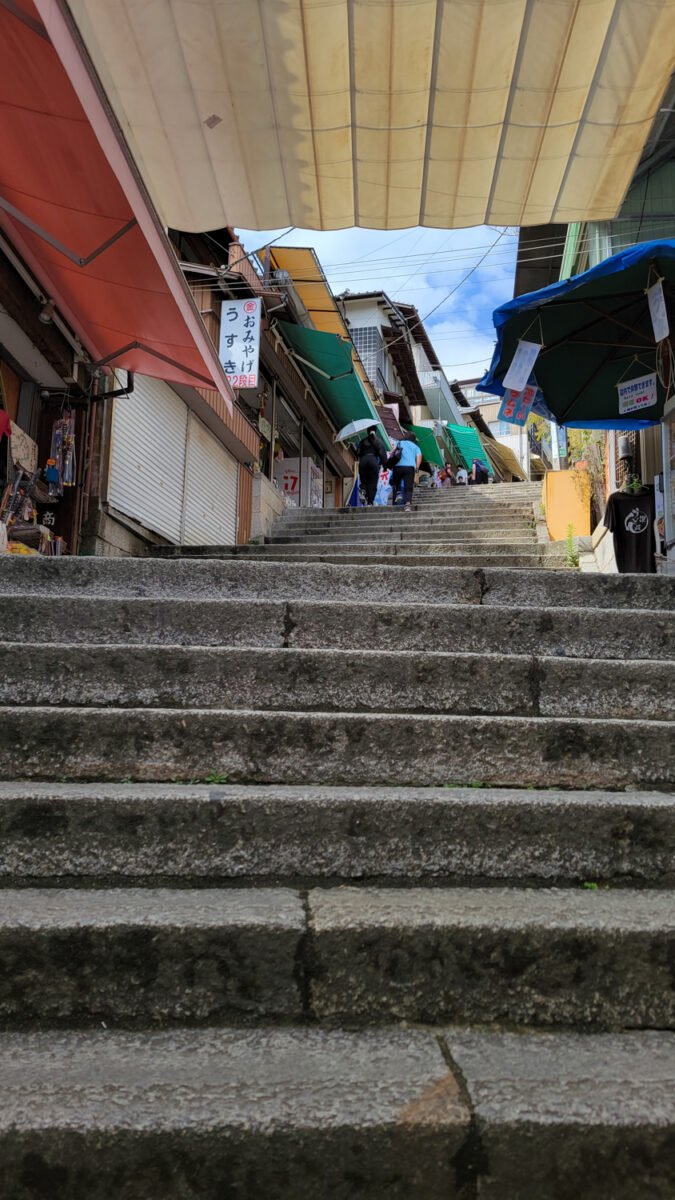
478,239,675,429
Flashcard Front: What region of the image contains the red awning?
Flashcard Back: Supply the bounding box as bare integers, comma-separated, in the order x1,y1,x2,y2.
0,0,233,406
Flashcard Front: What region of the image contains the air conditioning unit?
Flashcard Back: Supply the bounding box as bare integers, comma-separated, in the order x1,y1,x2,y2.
273,270,311,327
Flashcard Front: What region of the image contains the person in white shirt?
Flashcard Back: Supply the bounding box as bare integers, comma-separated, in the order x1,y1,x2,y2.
456,466,468,485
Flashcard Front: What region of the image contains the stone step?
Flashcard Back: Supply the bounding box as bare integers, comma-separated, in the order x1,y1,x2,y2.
0,886,303,1024
233,551,567,569
3,1027,670,1198
268,531,539,545
1,559,673,609
2,644,671,721
241,539,555,554
0,707,671,787
277,507,538,524
1,782,671,887
3,596,671,660
0,885,671,1027
307,886,675,1027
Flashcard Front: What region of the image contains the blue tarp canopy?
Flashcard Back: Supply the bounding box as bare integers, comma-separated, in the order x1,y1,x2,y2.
478,238,675,429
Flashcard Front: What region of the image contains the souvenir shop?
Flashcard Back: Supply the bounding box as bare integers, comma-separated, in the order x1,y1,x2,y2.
0,352,87,557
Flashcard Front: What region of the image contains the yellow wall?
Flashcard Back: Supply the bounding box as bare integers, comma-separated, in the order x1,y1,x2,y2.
544,469,591,540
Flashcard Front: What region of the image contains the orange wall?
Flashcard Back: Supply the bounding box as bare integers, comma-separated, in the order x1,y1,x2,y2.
544,469,591,540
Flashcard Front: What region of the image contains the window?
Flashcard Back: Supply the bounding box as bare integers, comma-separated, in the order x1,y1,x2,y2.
351,326,384,385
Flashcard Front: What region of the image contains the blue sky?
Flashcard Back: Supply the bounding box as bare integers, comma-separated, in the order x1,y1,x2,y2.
235,225,519,382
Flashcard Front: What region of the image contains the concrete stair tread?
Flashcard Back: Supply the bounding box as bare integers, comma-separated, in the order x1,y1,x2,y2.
0,782,672,886
2,1027,671,1197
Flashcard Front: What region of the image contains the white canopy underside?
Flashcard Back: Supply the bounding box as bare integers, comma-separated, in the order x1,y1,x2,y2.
68,0,675,232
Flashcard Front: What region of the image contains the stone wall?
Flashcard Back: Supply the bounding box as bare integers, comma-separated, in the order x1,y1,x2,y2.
250,472,285,542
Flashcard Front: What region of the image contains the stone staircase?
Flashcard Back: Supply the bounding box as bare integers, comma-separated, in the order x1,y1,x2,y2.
159,480,568,568
0,483,674,1197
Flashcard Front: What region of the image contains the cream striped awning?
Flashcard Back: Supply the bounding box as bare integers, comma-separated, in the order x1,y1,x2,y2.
63,0,675,231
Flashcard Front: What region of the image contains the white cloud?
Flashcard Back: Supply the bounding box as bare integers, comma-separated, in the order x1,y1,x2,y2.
235,224,517,378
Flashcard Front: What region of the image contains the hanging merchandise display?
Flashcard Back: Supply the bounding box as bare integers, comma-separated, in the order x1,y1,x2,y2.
48,411,77,497
603,485,656,574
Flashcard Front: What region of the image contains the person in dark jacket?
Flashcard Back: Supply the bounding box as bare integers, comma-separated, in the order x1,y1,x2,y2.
357,427,387,505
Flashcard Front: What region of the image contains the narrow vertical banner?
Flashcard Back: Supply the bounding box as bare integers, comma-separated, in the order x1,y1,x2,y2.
647,280,669,344
219,298,262,390
502,340,541,393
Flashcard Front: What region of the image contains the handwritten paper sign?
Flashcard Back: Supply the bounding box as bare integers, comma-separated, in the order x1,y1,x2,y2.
219,298,261,390
498,383,539,426
617,372,657,415
503,339,541,393
647,280,669,343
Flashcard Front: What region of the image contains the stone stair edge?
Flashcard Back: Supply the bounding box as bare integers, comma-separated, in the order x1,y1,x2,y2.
0,884,673,1029
1,1026,672,1199
0,708,672,790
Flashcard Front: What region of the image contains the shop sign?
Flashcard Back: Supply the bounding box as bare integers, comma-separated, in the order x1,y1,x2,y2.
9,422,38,473
502,339,541,393
617,372,657,415
219,298,261,390
281,469,299,496
498,382,539,426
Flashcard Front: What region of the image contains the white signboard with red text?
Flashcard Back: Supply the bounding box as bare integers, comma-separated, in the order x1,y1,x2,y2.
219,297,261,390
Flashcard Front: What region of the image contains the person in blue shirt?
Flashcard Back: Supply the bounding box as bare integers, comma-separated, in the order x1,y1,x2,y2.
390,434,422,510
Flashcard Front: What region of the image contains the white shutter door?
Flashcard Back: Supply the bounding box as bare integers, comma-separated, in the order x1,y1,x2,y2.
182,413,238,545
108,377,188,543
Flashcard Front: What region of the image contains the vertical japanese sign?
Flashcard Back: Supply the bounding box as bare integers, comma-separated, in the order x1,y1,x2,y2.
219,298,261,390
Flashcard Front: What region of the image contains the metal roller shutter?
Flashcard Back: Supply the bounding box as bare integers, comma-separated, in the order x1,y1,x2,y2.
182,412,238,545
108,376,188,542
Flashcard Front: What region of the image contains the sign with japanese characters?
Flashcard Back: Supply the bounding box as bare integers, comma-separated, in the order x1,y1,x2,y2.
617,372,657,415
219,297,261,390
502,339,541,393
497,383,539,426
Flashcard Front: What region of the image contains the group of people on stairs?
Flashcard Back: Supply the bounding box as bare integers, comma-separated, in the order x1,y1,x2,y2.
356,427,421,511
356,426,489,509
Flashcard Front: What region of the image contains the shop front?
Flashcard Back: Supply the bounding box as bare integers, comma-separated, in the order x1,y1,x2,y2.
84,374,242,555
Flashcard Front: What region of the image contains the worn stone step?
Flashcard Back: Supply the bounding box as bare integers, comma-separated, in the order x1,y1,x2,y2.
0,1026,466,1198
3,596,671,660
1,559,673,609
307,886,675,1028
268,531,538,545
0,885,671,1028
0,887,303,1023
233,551,567,569
240,539,556,554
446,1028,675,1199
0,708,671,788
1,783,672,887
1,644,671,721
276,511,536,527
0,1028,672,1199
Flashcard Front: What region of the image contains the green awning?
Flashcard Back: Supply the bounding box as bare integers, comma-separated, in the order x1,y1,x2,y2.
407,424,445,468
444,423,494,475
277,322,389,446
